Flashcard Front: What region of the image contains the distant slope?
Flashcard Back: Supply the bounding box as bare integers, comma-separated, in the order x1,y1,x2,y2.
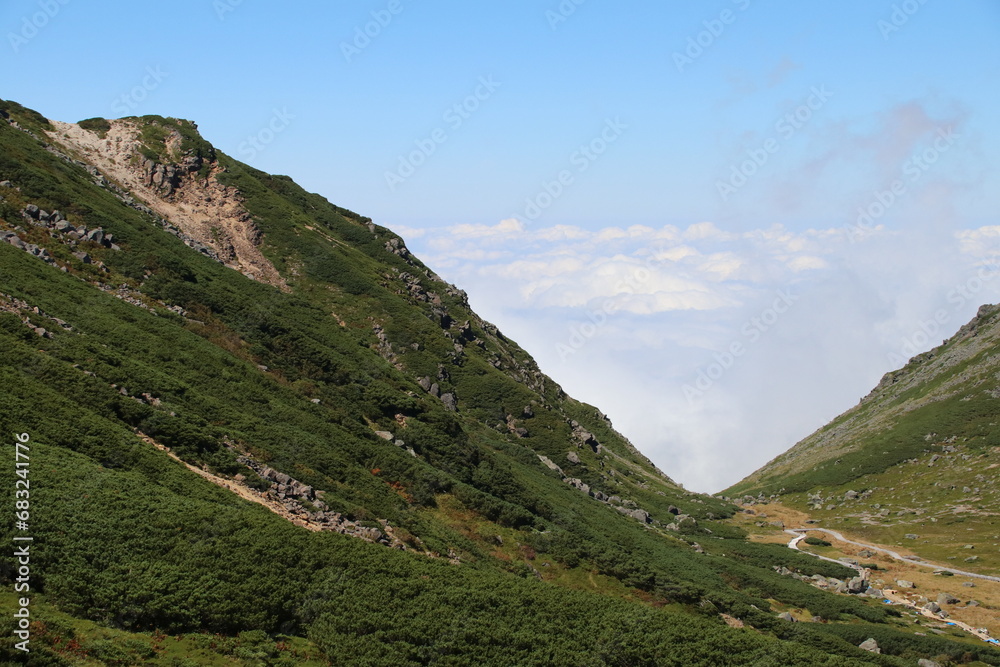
727,304,1000,575
1,98,996,665
729,303,1000,496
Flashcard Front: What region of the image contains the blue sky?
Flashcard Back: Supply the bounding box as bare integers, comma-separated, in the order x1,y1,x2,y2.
4,0,1000,491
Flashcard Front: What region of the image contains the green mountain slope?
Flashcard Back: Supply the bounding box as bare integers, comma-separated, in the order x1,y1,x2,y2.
727,304,1000,572
1,98,996,665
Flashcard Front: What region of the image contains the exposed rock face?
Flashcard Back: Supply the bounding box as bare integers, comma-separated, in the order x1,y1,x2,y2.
47,119,287,288
236,454,402,547
569,420,599,451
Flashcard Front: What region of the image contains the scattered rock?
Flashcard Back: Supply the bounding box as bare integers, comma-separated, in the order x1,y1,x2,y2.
936,593,960,605
566,451,580,464
924,601,942,614
777,612,795,622
538,456,563,476
896,580,915,589
630,509,650,524
858,638,880,654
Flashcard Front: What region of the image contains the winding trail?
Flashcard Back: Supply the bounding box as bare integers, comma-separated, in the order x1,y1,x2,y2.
785,527,1000,646
785,532,863,571
785,527,1000,583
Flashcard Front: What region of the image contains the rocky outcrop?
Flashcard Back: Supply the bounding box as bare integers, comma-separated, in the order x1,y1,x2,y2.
236,453,403,547
47,119,287,288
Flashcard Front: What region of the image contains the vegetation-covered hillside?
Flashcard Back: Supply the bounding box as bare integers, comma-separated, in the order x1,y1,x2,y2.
1,98,996,665
728,304,1000,576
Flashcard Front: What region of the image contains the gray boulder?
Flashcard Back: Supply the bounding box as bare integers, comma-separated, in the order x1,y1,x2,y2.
895,580,915,589
847,576,866,594
630,509,650,523
777,612,795,622
440,392,457,411
937,592,960,605
566,451,580,464
917,660,942,667
858,638,880,654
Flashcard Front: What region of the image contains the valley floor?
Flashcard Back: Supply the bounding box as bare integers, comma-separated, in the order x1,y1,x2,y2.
731,502,1000,641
